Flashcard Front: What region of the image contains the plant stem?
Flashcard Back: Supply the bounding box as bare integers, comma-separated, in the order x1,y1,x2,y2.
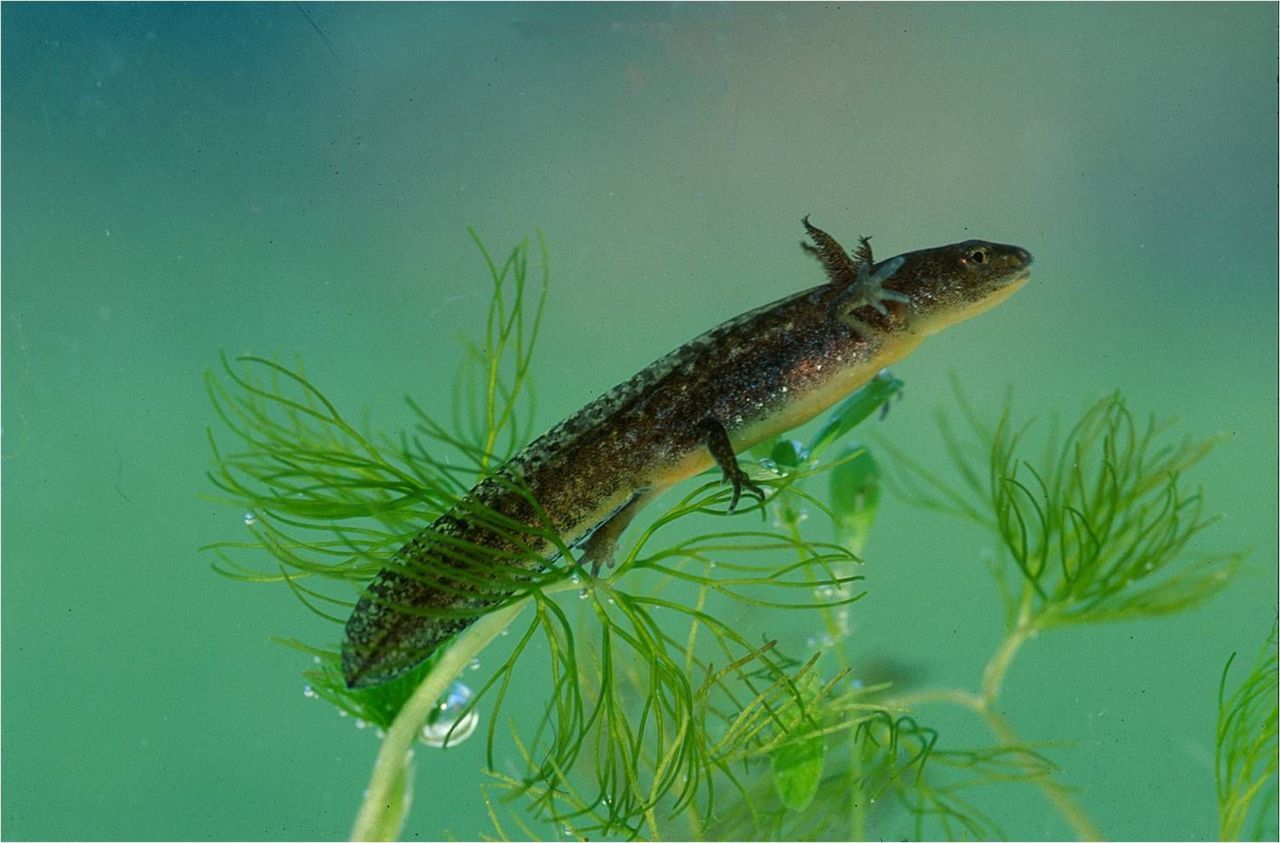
979,598,1101,840
780,497,867,839
979,706,1101,842
886,591,1101,842
349,598,530,842
888,688,986,711
885,687,1101,840
980,598,1035,707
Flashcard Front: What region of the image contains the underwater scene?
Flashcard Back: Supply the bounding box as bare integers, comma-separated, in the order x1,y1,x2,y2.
2,3,1276,841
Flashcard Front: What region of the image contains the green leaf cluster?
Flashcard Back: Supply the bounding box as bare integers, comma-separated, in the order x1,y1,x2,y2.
691,703,1056,842
472,379,912,837
1216,621,1279,841
886,388,1239,635
204,233,555,725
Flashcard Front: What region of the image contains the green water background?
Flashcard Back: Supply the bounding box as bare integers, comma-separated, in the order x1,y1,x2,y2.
3,3,1275,839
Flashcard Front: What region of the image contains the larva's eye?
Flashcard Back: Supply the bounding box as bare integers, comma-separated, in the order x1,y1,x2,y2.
966,246,990,265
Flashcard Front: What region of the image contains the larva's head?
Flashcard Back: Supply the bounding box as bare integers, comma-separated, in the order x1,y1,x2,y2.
884,240,1032,335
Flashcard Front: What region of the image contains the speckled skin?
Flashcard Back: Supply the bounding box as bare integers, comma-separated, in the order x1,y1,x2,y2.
342,222,1033,687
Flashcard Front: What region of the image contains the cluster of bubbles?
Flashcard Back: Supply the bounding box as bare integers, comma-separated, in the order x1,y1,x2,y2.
805,578,853,652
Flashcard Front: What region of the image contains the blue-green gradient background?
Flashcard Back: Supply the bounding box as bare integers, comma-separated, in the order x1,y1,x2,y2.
3,3,1275,840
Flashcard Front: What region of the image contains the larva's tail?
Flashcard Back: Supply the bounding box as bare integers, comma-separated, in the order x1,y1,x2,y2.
341,564,476,689
343,477,562,688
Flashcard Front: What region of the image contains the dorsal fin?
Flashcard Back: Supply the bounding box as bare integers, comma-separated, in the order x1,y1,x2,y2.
800,216,858,287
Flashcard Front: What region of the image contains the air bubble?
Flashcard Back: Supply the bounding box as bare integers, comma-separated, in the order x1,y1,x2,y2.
420,681,480,748
578,588,589,600
243,511,258,527
468,658,480,671
302,685,316,699
806,633,837,650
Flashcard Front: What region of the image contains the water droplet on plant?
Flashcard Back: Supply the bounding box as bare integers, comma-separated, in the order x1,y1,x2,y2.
243,511,258,527
420,681,479,748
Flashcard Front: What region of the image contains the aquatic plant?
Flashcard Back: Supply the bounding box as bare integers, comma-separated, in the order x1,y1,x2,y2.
1216,621,1279,841
205,233,1259,840
870,386,1245,839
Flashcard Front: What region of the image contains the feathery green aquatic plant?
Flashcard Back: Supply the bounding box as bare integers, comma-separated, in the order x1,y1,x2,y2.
869,385,1246,839
886,385,1237,635
206,232,1252,841
1216,620,1279,841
